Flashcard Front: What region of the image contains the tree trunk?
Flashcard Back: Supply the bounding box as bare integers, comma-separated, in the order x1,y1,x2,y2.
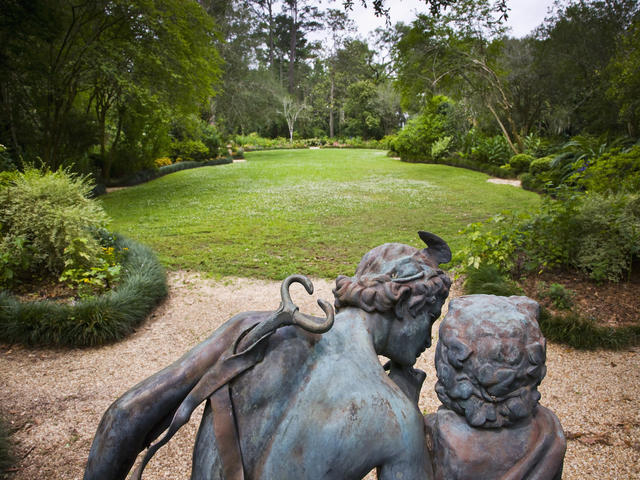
288,0,298,94
329,75,335,138
486,103,518,155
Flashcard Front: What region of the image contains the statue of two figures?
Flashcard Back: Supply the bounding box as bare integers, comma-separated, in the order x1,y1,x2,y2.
84,232,566,480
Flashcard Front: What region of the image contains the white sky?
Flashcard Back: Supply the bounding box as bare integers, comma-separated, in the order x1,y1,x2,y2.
347,0,558,38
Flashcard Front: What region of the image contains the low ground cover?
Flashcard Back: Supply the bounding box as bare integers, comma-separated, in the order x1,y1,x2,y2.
100,148,540,279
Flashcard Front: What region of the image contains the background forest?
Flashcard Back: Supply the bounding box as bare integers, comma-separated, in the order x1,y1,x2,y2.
1,0,638,184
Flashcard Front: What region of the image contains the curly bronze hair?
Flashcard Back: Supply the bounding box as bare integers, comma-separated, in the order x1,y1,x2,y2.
434,295,546,429
333,240,451,321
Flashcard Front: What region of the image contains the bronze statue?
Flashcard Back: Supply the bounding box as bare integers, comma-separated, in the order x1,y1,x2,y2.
425,294,566,480
84,231,452,480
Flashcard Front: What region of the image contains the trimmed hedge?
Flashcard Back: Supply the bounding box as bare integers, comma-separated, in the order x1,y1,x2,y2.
107,157,232,189
0,235,167,347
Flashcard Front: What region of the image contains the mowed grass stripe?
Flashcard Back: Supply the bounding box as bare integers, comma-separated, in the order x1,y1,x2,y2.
100,149,539,279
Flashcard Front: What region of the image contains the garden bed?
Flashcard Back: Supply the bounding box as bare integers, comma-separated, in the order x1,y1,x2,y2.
0,235,167,347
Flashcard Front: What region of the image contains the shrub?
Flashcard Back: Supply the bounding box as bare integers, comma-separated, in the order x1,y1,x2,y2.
201,124,221,158
0,168,108,285
520,172,542,192
392,96,453,162
529,156,553,175
508,153,534,174
576,145,640,194
171,139,209,162
457,191,640,283
469,134,512,166
539,282,575,310
572,193,640,282
462,264,523,296
154,157,172,168
0,235,167,347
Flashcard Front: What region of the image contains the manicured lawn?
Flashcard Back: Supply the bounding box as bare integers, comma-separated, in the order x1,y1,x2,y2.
100,149,540,279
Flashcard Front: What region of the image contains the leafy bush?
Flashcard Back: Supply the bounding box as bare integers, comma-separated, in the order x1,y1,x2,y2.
508,153,534,174
154,157,172,168
575,145,640,194
201,124,221,158
462,264,523,296
171,139,209,162
529,156,553,175
392,96,453,162
457,191,640,282
572,193,640,282
0,235,167,347
468,134,512,166
539,282,575,310
0,168,108,285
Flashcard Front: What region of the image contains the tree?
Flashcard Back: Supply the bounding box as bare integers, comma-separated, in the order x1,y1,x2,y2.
533,0,639,135
281,95,307,141
0,0,221,176
322,8,356,137
606,17,640,137
394,3,526,152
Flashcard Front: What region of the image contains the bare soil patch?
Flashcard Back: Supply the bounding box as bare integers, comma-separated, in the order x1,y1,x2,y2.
520,269,640,328
1,271,639,479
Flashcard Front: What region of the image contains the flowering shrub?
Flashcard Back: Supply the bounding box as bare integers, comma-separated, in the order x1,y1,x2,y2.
154,157,172,168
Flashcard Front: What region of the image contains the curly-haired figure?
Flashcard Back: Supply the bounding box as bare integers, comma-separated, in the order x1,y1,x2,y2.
425,295,566,480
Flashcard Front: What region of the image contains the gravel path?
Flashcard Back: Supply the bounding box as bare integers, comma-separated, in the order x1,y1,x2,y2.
1,271,639,479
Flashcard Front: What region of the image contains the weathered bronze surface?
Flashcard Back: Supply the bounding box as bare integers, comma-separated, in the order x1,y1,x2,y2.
425,294,567,480
85,231,452,480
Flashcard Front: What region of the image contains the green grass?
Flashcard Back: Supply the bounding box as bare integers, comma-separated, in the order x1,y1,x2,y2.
100,149,540,279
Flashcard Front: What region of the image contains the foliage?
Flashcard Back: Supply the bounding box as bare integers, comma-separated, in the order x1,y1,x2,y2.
467,134,512,166
462,264,523,296
391,96,454,162
0,168,108,285
575,145,640,194
0,235,167,347
538,307,640,350
59,240,124,296
231,133,386,151
155,157,173,168
533,0,638,135
606,16,640,136
538,282,575,310
0,0,222,177
457,191,640,283
100,148,540,280
171,139,210,162
508,153,534,174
